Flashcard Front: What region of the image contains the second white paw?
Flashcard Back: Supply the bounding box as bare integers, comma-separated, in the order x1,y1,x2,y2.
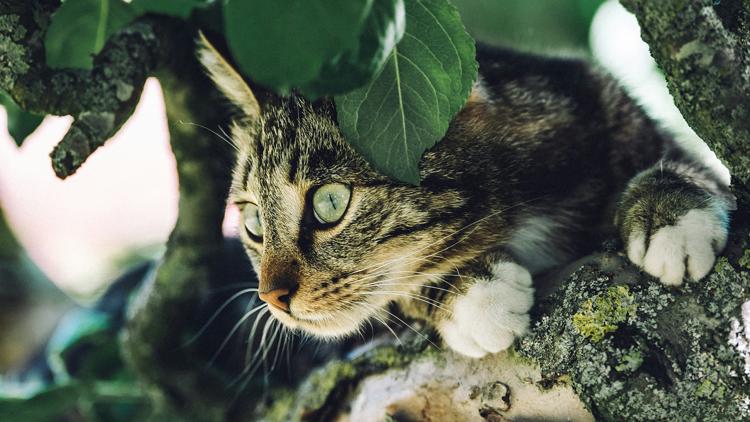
438,262,534,358
627,207,728,286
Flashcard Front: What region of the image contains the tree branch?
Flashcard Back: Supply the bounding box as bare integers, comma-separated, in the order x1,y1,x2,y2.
620,0,750,185
0,0,161,178
120,29,236,420
2,1,237,416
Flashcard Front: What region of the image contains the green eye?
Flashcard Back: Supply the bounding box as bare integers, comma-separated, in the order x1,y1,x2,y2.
312,183,351,225
243,203,263,240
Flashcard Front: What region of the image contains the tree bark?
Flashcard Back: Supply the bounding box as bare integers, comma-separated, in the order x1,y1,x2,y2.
1,1,235,417
620,0,750,185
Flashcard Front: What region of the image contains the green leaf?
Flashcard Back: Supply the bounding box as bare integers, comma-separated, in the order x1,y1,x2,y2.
0,92,43,146
300,0,405,98
335,0,477,184
45,0,139,69
47,308,114,382
224,0,373,94
0,383,84,422
130,0,207,19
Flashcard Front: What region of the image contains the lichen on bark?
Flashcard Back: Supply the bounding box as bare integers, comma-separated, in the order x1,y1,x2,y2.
620,0,750,185
0,0,161,178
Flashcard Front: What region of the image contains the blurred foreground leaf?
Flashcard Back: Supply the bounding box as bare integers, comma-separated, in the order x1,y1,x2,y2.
0,306,148,421
47,309,119,382
0,384,83,422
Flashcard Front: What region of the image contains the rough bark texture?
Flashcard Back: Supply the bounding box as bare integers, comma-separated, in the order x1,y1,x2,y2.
620,0,750,185
1,1,234,418
2,0,750,420
119,46,235,421
1,0,162,178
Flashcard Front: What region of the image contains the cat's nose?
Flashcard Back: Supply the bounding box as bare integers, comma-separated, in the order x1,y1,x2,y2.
259,288,292,312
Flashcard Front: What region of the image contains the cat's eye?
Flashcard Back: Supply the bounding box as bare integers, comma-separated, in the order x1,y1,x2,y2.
312,183,352,225
243,203,264,240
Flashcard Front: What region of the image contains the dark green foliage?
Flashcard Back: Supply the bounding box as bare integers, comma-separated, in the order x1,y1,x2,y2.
0,308,151,421
131,0,208,19
335,0,477,184
298,0,406,98
45,0,138,69
0,91,43,146
452,0,604,51
224,0,382,96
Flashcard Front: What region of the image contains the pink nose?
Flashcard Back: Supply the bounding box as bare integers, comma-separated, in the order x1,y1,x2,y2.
259,288,291,312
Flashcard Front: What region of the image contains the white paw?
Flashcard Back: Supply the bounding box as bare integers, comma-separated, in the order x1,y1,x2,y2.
627,207,728,286
438,262,534,358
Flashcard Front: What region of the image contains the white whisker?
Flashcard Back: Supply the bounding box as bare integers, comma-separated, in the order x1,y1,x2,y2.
208,302,268,366
184,288,259,347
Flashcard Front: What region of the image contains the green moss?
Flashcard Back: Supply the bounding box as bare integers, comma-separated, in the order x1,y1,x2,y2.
738,249,750,270
614,350,643,373
364,345,414,368
0,15,30,90
572,285,637,342
714,256,733,274
303,361,357,405
519,230,750,421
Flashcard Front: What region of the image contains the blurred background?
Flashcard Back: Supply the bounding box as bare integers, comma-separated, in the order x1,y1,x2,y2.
0,0,729,373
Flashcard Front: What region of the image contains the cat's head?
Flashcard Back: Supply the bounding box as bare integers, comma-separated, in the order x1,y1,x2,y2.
199,35,471,338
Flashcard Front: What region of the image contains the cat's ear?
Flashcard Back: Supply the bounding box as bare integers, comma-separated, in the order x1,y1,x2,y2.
197,31,261,121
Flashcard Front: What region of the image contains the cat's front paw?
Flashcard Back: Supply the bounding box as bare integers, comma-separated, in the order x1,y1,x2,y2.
437,262,534,358
626,206,728,286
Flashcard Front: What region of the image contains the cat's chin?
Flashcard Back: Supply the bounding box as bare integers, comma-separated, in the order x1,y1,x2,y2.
268,306,365,339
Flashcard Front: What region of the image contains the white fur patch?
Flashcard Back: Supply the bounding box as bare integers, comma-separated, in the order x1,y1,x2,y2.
627,207,728,286
438,262,534,358
507,216,571,274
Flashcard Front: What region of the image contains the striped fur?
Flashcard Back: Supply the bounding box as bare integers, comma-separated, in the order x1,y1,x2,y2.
201,42,733,355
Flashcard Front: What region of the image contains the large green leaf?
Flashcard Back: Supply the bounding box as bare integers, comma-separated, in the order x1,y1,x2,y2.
45,0,139,69
335,0,477,184
224,0,374,95
0,92,44,146
300,0,405,98
131,0,208,19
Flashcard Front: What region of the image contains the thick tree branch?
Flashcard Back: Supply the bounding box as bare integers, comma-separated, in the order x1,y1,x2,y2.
620,0,750,185
2,0,236,416
0,0,161,178
120,30,236,420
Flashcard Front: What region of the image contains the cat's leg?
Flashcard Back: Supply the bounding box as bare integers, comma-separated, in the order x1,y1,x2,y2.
424,252,534,358
617,149,735,286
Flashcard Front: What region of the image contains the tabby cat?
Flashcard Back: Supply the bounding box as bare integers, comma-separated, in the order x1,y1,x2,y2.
199,38,734,358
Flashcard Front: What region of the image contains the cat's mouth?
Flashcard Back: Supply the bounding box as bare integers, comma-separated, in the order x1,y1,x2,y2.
266,298,386,339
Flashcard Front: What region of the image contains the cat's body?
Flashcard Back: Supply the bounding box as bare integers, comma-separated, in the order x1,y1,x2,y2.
200,37,734,357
